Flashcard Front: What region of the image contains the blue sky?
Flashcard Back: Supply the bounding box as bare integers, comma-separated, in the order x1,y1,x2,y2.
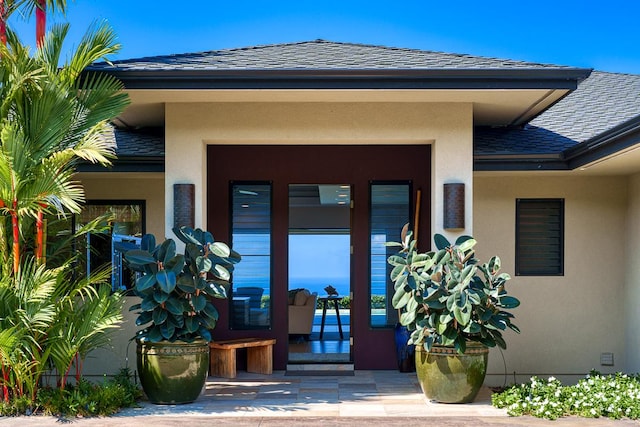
7,0,640,74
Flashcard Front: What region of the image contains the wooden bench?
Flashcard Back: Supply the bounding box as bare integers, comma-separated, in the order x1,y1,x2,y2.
209,338,276,379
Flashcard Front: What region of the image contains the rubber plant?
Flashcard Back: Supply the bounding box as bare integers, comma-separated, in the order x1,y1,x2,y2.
388,233,521,354
124,226,241,343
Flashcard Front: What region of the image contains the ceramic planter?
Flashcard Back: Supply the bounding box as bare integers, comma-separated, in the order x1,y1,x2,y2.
415,342,488,403
137,339,209,404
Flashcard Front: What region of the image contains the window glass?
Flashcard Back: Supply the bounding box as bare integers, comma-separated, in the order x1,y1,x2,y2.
370,182,411,328
516,198,564,276
231,183,272,329
78,201,144,291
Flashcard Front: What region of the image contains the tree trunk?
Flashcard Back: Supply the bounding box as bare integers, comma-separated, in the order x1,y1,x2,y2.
36,0,46,48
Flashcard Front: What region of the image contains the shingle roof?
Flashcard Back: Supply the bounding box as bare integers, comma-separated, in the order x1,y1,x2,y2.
89,40,639,171
89,40,575,72
475,71,640,160
103,125,164,158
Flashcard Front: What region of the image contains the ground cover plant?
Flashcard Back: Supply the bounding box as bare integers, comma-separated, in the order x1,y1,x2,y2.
492,371,640,420
0,369,141,417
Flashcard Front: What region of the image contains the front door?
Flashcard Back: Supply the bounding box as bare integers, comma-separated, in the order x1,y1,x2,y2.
207,145,431,370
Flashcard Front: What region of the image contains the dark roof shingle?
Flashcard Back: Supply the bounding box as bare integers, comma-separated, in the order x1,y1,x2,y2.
89,39,576,72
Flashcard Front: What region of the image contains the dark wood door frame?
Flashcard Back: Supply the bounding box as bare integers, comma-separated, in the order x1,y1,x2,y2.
207,145,431,370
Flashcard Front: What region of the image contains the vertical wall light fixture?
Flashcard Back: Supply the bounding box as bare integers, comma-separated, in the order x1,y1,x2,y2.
173,183,195,229
443,183,465,229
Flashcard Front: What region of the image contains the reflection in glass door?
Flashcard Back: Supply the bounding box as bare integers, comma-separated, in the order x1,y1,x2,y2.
288,184,351,363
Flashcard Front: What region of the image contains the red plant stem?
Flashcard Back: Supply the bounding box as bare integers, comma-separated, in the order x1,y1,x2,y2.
35,210,44,262
11,199,19,275
0,0,6,46
1,363,9,402
35,0,45,48
75,352,82,383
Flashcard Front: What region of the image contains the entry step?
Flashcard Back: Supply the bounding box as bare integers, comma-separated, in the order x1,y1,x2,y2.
286,363,354,372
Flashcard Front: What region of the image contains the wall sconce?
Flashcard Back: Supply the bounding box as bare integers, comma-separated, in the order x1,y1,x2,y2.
443,183,465,229
174,183,195,228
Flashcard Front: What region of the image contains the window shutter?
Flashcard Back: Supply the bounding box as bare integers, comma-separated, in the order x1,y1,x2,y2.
515,199,564,276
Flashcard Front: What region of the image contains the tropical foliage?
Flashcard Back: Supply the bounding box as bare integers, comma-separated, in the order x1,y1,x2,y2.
388,233,520,354
125,227,241,343
0,1,130,412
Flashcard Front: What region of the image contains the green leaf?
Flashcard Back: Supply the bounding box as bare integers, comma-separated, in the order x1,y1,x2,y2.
177,275,196,294
196,256,212,274
185,316,199,333
160,322,175,340
165,297,185,315
387,255,407,267
454,305,471,326
164,254,185,275
141,295,159,311
192,294,207,312
212,264,230,281
136,273,156,292
454,336,467,354
157,239,177,265
155,270,177,294
148,326,163,342
202,303,219,321
136,311,152,326
209,241,231,258
125,249,156,266
141,234,156,252
400,310,416,326
392,285,412,309
457,238,477,253
499,295,520,309
434,234,451,250
152,307,168,325
153,289,169,304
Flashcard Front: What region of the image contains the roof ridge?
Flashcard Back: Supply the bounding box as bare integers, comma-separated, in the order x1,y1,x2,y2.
102,39,577,69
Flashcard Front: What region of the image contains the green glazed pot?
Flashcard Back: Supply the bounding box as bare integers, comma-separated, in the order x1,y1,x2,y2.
137,339,209,404
415,342,488,403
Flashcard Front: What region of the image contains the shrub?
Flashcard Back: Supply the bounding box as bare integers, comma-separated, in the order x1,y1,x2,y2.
0,369,141,417
492,372,640,420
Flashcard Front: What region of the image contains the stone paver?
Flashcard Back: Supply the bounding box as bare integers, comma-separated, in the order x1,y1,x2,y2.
1,370,639,426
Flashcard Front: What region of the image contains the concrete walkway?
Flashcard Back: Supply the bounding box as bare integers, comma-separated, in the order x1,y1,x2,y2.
1,370,638,426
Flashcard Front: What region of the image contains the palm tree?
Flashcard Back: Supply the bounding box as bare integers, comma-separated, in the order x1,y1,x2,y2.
0,15,129,403
0,0,69,47
0,22,129,273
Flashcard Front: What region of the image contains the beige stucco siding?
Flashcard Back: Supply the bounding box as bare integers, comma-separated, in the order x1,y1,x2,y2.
475,175,628,385
80,173,165,238
626,173,640,373
164,102,473,239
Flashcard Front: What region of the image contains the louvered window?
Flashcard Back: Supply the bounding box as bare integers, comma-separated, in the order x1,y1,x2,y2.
230,182,272,329
516,199,564,276
370,182,412,327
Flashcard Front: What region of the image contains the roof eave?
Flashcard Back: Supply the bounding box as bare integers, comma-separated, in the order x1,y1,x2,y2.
77,157,164,173
87,67,592,90
563,115,640,169
474,153,569,171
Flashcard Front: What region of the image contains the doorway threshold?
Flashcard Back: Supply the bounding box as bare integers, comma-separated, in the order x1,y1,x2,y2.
285,363,354,376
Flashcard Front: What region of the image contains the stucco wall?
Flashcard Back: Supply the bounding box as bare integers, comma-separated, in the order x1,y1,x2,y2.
81,173,165,238
79,173,165,377
474,174,628,386
626,173,640,373
164,102,473,239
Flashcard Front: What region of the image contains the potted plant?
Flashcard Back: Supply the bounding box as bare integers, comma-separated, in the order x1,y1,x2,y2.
387,233,520,403
124,226,240,404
